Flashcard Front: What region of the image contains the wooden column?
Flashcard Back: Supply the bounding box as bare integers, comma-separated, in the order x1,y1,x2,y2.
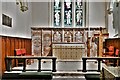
99,29,103,57
87,37,90,57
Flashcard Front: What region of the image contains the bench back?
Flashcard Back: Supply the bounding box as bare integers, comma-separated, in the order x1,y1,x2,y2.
15,49,26,56
15,49,22,56
21,49,26,55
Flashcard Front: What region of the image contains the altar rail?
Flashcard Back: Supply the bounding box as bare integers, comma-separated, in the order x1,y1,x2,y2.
82,57,120,72
5,56,57,72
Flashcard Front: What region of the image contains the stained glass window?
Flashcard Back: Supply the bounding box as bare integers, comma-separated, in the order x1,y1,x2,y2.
75,0,83,27
53,0,84,27
54,0,61,27
64,0,72,26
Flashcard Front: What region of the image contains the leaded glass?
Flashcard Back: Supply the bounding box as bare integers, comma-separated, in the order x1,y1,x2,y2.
64,0,72,26
54,0,61,27
53,0,84,27
75,0,83,27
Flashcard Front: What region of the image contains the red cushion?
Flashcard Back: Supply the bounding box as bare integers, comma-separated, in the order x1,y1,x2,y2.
109,46,114,52
115,49,119,56
15,49,22,55
21,49,26,54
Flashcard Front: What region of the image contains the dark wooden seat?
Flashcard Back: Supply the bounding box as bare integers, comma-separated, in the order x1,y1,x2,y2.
19,72,52,79
85,74,100,80
2,73,20,79
14,49,33,66
21,49,34,64
103,46,115,56
14,49,24,66
2,72,52,79
102,46,120,66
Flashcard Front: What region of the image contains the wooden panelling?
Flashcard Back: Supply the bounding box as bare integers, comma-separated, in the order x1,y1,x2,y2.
6,37,11,56
15,38,19,49
2,37,6,75
21,39,25,48
105,38,120,50
0,37,2,76
19,39,22,49
1,36,32,74
25,39,31,55
11,38,15,56
10,38,15,67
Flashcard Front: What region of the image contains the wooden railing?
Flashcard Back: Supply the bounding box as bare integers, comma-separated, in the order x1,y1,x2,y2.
82,57,120,72
5,56,57,72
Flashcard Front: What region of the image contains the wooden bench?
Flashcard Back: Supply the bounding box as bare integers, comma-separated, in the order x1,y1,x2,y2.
14,49,33,66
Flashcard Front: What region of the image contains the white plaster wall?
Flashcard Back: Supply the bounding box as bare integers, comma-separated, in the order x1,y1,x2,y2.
108,14,116,38
89,2,105,28
107,2,119,38
0,1,32,76
118,1,120,37
31,2,106,28
32,2,49,27
1,0,32,38
88,2,117,38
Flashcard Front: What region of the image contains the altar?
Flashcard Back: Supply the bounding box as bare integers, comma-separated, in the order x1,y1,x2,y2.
52,42,85,60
